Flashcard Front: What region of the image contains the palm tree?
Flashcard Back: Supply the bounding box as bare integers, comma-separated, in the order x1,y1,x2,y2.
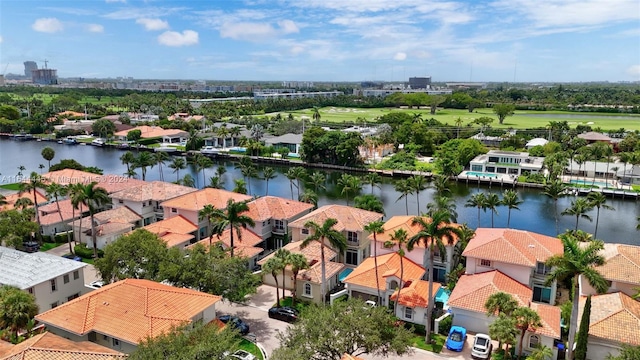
465,192,487,228
134,151,154,181
299,189,318,209
0,285,39,339
19,172,45,243
543,180,567,235
168,157,186,182
354,194,384,214
289,253,309,306
501,190,523,228
364,172,382,194
308,171,326,193
484,193,500,228
46,183,73,253
263,257,285,308
262,167,277,196
513,307,542,359
338,174,361,206
274,248,292,301
409,210,461,342
589,142,608,187
207,176,224,189
394,179,413,215
38,164,45,174
299,218,347,305
527,344,554,360
233,179,247,194
68,183,85,245
241,165,258,196
384,228,409,314
426,196,458,222
587,191,614,239
194,154,213,188
152,152,169,181
17,165,25,178
41,147,55,170
207,199,255,258
432,175,451,196
229,126,241,147
199,204,220,248
364,220,385,303
545,233,609,360
285,168,298,200
409,175,428,214
561,198,594,231
76,182,111,258
0,194,7,207
454,117,463,138
120,151,135,176
312,106,321,122
182,174,195,188
485,292,518,317
489,313,518,355
292,167,307,199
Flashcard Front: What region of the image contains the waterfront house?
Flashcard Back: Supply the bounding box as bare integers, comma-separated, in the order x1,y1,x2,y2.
189,227,264,269
38,199,88,237
0,189,47,211
35,279,221,354
0,332,127,360
110,181,197,225
70,206,141,249
369,216,461,283
202,123,249,148
579,243,640,297
113,126,188,145
264,133,303,155
41,169,147,195
140,215,198,249
243,196,314,246
576,292,640,360
343,253,425,307
389,279,442,326
468,150,544,176
288,205,383,267
160,188,252,240
0,246,87,313
463,228,563,305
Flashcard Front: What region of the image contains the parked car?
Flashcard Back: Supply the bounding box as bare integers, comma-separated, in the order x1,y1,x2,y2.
268,306,299,323
218,315,250,335
226,350,255,360
87,280,104,289
445,326,467,352
19,241,40,253
471,333,493,359
62,254,82,262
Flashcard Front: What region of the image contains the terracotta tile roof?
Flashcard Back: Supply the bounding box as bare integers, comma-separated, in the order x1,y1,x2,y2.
159,233,195,248
390,279,441,308
244,196,313,222
0,332,126,360
288,205,383,232
529,302,561,339
35,279,221,345
110,181,197,202
448,270,532,313
341,354,365,360
594,243,640,285
368,216,462,248
38,199,88,226
463,228,563,267
41,169,147,194
234,246,264,258
580,292,640,346
114,125,187,139
0,190,47,211
142,215,198,245
258,240,337,266
344,253,426,291
160,188,251,212
71,206,141,229
298,261,345,284
188,227,263,257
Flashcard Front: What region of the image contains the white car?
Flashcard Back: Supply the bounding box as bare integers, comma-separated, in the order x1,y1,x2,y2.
227,350,255,360
471,333,493,359
87,280,104,289
364,300,377,308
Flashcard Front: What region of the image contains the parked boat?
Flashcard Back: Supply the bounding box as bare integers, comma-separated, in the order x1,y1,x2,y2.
154,146,177,153
200,146,219,155
63,137,78,145
91,138,105,147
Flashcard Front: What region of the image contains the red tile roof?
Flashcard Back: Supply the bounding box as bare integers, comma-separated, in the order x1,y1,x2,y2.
0,190,47,211
41,169,147,194
38,199,88,226
110,181,196,202
594,243,640,285
35,279,221,345
258,240,337,266
390,279,441,308
160,188,251,212
244,196,313,221
448,270,533,313
368,216,462,248
343,253,425,291
529,302,562,339
188,227,263,257
0,332,126,360
298,261,345,284
580,292,640,346
142,215,198,247
288,205,383,232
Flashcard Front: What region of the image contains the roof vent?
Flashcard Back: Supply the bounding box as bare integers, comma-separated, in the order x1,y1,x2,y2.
528,244,535,248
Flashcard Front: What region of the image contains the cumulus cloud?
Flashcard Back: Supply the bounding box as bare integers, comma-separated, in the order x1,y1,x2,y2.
393,52,407,61
32,18,64,33
136,18,169,31
220,20,299,41
87,24,104,33
0,36,3,43
627,65,640,77
157,30,198,47
278,20,299,34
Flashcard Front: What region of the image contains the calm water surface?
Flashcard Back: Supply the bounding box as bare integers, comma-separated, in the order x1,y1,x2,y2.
1,139,638,245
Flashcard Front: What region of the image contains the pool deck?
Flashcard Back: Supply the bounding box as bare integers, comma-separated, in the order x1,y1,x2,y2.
457,171,517,185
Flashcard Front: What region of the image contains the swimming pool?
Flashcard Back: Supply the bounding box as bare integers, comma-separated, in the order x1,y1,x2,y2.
569,179,610,187
435,288,450,306
465,171,498,178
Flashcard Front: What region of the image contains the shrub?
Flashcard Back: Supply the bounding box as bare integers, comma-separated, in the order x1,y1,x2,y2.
74,243,103,258
438,315,452,336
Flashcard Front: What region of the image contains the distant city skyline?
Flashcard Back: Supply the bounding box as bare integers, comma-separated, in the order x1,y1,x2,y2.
1,0,639,82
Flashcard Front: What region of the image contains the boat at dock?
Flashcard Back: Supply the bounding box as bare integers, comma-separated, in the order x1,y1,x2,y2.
91,138,105,147
63,137,78,145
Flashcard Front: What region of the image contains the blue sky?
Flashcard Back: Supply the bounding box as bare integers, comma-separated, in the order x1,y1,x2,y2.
1,0,639,82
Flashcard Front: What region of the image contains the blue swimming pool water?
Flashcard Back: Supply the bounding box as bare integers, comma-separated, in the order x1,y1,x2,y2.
466,171,498,178
435,288,450,305
569,179,610,187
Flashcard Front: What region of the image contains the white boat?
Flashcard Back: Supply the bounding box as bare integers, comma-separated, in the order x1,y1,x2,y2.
91,138,105,147
63,137,78,145
154,146,177,153
200,146,219,155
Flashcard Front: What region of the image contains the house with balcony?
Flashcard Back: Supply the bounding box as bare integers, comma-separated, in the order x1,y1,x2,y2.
0,246,87,313
469,150,544,176
110,181,197,225
244,196,314,248
35,279,221,354
70,206,142,249
189,227,264,269
369,216,461,283
160,188,252,240
0,332,127,360
288,205,383,267
579,243,640,297
37,199,88,237
140,215,198,249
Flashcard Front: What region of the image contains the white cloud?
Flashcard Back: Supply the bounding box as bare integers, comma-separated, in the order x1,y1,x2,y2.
219,20,300,41
627,65,640,77
87,24,104,33
278,20,299,34
0,36,3,43
32,18,64,33
157,30,198,47
290,45,305,55
104,7,184,20
393,52,407,61
136,18,169,31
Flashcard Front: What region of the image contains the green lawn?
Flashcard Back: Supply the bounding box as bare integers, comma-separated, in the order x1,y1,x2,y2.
268,107,640,131
0,183,21,190
238,339,264,360
410,333,445,353
278,296,310,313
39,242,65,252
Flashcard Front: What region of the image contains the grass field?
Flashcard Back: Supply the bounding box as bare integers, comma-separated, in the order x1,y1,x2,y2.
270,107,640,131
6,93,122,106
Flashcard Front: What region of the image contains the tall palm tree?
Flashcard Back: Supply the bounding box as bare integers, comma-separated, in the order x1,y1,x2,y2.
68,183,85,246
194,154,214,188
274,248,292,301
241,165,258,196
263,257,285,308
501,190,523,228
432,175,451,196
152,151,169,182
233,179,247,194
285,168,298,200
364,172,382,194
198,204,219,248
409,210,461,342
134,151,154,181
299,218,347,305
41,146,55,170
338,174,361,206
484,193,500,228
182,174,195,188
543,180,567,235
426,196,458,222
485,291,518,317
545,233,609,360
262,167,277,196
384,228,409,314
292,167,307,199
465,192,487,228
308,171,326,193
0,285,39,339
19,172,45,243
289,253,309,306
299,189,318,209
409,175,428,214
76,182,111,258
394,179,412,215
207,199,254,257
589,142,608,187
120,151,135,174
561,198,594,231
45,183,73,253
586,191,614,239
513,307,542,359
312,106,321,122
364,220,385,303
168,157,186,183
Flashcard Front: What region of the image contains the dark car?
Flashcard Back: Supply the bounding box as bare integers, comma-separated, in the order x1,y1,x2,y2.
218,315,250,335
62,254,82,261
20,241,40,253
268,306,299,323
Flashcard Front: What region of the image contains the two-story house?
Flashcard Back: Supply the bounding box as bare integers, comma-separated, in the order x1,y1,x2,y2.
38,199,88,237
160,188,252,240
189,227,265,269
469,150,544,176
141,215,198,249
579,243,640,297
0,246,87,313
70,206,142,249
288,205,383,267
243,196,314,247
110,181,197,226
35,279,221,354
369,216,460,283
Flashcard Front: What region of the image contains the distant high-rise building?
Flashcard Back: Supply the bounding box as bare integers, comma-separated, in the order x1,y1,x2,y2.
32,69,58,85
408,77,431,89
24,61,38,77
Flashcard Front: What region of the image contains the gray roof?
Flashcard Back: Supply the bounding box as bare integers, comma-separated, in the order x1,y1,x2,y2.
0,247,87,289
264,133,303,145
